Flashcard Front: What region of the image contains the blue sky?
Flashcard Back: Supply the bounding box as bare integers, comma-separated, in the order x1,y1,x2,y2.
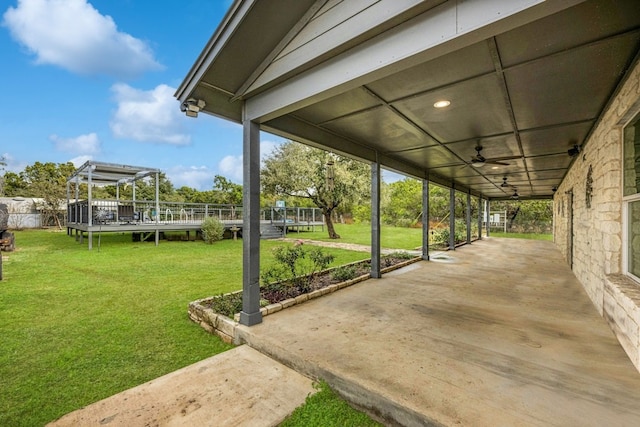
0,0,400,190
0,0,287,190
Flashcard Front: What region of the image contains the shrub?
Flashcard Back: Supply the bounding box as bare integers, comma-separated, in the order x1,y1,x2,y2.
201,216,225,243
261,243,335,291
331,264,359,282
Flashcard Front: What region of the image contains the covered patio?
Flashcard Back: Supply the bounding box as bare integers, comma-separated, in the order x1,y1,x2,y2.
236,237,640,426
176,0,640,331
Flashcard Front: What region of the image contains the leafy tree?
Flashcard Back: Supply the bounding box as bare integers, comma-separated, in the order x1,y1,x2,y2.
383,178,422,226
212,175,242,205
14,162,76,228
261,141,369,239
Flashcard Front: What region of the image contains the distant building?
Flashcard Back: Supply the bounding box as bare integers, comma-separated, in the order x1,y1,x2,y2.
0,197,47,229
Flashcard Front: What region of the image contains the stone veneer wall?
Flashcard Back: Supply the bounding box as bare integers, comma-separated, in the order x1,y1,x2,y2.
553,58,640,372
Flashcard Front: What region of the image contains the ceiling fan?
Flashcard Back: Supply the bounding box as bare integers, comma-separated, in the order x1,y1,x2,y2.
470,145,514,167
500,176,514,188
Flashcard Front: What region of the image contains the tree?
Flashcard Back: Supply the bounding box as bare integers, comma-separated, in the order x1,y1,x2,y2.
383,178,422,226
262,141,369,239
18,162,76,228
212,175,242,205
0,156,5,196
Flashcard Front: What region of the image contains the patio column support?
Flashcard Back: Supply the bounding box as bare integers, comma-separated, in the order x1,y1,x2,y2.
155,171,160,246
478,196,483,240
371,159,381,279
240,110,263,326
466,191,471,244
486,199,491,237
422,179,429,261
88,165,93,250
449,186,455,250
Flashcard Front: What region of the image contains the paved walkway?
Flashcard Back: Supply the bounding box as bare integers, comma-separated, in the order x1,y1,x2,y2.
48,346,315,427
49,238,640,426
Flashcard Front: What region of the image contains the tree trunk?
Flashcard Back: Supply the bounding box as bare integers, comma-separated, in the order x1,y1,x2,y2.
323,210,340,239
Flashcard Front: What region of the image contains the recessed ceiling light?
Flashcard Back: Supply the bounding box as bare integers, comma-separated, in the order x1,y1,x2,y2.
491,166,500,170
433,100,451,108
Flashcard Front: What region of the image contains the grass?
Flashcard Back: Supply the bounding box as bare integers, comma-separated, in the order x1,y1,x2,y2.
490,231,553,240
0,230,370,426
292,222,423,250
280,381,383,427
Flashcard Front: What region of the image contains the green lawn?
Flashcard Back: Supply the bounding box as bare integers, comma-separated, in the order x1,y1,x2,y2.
292,222,424,250
0,230,371,426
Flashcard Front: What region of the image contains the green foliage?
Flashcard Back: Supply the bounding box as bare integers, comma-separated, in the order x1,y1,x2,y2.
280,381,383,427
209,292,243,318
201,216,225,243
490,200,553,233
351,204,371,223
331,264,359,282
261,243,335,291
382,178,422,226
261,141,370,238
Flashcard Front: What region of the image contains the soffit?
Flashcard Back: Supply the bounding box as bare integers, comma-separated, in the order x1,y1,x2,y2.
181,0,640,200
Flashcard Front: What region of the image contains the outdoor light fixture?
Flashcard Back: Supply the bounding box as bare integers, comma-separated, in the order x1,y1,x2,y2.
568,144,581,157
181,98,206,118
433,100,450,108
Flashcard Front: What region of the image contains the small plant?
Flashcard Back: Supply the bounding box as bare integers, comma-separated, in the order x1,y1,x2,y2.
260,243,334,291
209,292,242,318
331,264,359,282
387,251,414,260
201,216,225,243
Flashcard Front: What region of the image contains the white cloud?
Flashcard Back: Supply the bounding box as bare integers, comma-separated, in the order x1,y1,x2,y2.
69,155,93,167
2,0,161,79
218,155,243,183
1,152,27,173
50,132,100,154
110,83,190,145
217,140,282,184
166,165,213,190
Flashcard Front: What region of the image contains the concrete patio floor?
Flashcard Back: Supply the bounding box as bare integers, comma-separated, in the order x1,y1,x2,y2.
49,237,640,426
238,237,640,426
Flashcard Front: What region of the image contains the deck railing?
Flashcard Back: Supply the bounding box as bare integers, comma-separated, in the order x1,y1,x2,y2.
67,200,243,225
67,200,323,226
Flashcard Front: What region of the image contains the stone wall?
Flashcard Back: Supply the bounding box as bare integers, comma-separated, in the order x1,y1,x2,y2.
554,57,640,371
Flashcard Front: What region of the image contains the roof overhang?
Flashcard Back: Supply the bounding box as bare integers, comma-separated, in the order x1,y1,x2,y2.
67,161,160,187
177,0,640,200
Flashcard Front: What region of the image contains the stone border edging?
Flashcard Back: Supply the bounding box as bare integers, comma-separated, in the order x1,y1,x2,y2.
188,256,422,343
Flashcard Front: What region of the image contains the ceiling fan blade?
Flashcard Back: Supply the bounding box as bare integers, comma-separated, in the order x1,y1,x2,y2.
487,160,511,166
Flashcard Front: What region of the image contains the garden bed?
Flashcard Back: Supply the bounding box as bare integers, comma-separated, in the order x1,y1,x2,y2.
188,253,421,343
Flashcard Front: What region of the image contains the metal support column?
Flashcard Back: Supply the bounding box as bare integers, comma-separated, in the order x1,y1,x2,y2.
449,186,455,250
466,191,471,244
371,160,381,279
486,199,491,237
478,196,483,240
240,112,263,326
155,172,160,246
88,165,93,250
422,179,429,260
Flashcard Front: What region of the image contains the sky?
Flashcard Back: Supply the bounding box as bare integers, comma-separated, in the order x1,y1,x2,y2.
0,0,284,190
0,0,400,191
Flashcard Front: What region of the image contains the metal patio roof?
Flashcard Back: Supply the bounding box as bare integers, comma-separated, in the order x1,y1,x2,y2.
176,0,640,199
67,161,160,187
